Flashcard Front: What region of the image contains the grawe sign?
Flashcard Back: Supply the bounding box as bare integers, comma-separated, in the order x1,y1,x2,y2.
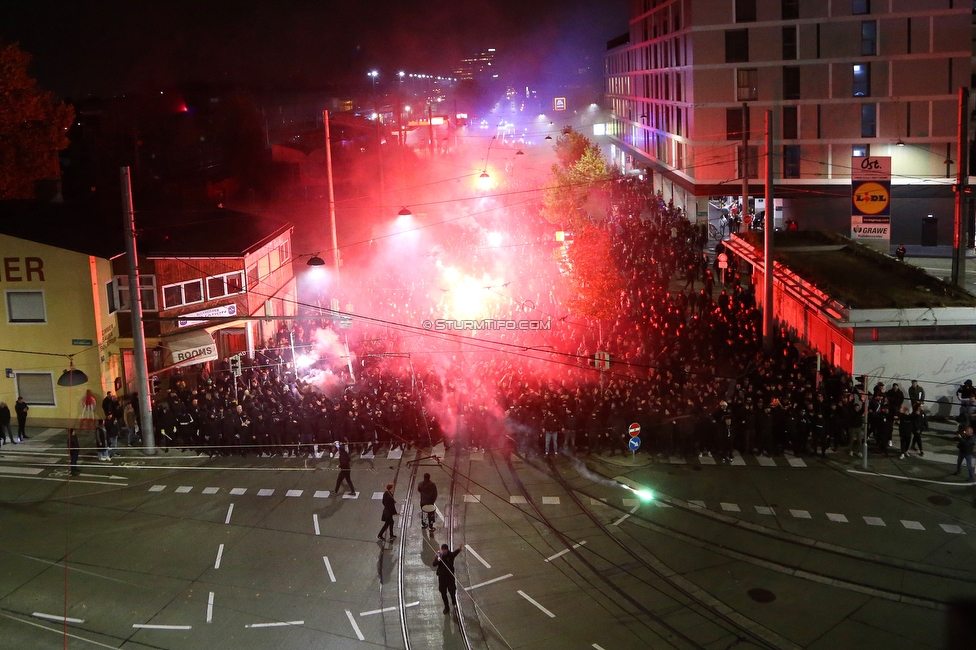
851,156,891,250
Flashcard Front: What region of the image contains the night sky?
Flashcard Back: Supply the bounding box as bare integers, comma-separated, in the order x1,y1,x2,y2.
1,0,627,99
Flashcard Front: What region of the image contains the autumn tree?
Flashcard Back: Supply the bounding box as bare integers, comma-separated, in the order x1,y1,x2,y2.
0,41,74,199
564,225,625,321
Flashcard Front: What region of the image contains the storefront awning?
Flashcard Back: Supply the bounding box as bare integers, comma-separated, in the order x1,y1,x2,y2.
162,330,218,371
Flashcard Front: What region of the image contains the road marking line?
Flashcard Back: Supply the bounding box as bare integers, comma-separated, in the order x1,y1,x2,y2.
175,485,192,493
224,503,234,525
517,590,555,618
755,506,775,515
545,541,587,562
611,505,639,526
149,485,166,492
668,456,687,464
342,491,359,499
730,452,746,466
435,504,444,521
827,513,849,523
313,514,321,536
388,448,403,459
463,494,481,502
901,520,925,530
285,489,303,497
863,516,886,526
4,613,115,649
32,612,84,624
214,544,224,569
202,487,219,495
246,620,304,628
229,488,246,495
323,556,336,582
848,469,975,486
542,496,560,505
360,606,397,616
207,592,214,623
699,455,716,465
941,524,965,534
593,645,607,650
371,491,384,500
789,509,812,519
345,610,365,640
653,500,672,508
469,573,513,590
132,624,192,630
720,503,741,512
757,455,777,467
0,466,43,475
465,545,491,568
787,458,807,467
622,498,638,507
257,488,274,496
314,490,331,498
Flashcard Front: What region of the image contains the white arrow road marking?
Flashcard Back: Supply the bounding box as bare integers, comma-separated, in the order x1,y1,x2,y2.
32,612,84,624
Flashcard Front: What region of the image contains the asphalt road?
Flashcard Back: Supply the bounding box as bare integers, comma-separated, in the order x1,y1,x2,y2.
0,424,973,650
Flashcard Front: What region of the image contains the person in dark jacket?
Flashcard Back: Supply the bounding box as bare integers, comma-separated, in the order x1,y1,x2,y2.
0,401,13,444
334,444,355,495
417,472,438,531
954,426,975,481
433,544,463,614
68,428,80,476
15,396,29,440
377,483,398,541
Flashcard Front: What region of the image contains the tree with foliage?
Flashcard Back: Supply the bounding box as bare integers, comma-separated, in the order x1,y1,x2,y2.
565,225,625,322
0,41,74,199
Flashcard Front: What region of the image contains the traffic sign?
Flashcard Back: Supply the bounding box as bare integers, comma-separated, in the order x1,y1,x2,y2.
717,252,728,270
852,181,890,216
629,436,641,451
592,351,611,371
628,422,641,437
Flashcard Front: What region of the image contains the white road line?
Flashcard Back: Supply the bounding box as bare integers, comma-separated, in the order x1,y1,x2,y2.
175,485,192,493
0,466,43,475
360,606,397,616
789,509,812,519
941,524,965,534
435,504,444,521
202,487,219,495
545,541,587,563
224,503,234,525
542,496,560,505
465,544,491,568
3,613,117,649
207,592,214,623
863,516,886,526
787,458,807,468
371,491,384,500
345,610,365,640
285,489,303,497
132,624,192,630
848,469,976,486
323,556,336,582
246,620,304,629
611,505,639,526
755,506,775,515
3,473,127,487
827,513,849,523
32,612,84,624
257,488,274,496
463,494,481,502
313,514,321,536
593,645,607,650
517,590,555,618
469,573,513,590
214,544,224,569
688,500,706,508
720,503,741,512
901,520,925,530
313,490,330,498
342,491,359,499
229,487,246,495
149,484,166,492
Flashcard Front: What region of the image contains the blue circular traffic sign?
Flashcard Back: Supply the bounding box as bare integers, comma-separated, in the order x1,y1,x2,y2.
629,436,641,451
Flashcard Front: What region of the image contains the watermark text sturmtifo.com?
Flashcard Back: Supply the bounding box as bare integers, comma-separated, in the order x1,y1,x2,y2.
421,318,551,331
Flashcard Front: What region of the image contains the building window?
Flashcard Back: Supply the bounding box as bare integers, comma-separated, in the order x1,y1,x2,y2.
6,291,46,323
207,271,245,300
783,145,801,178
277,241,291,265
861,103,877,138
726,108,749,140
852,0,870,15
853,144,870,157
162,279,204,310
852,63,870,96
739,145,759,179
736,68,758,101
782,0,800,19
114,275,158,312
735,0,757,22
783,66,801,99
861,21,877,56
782,26,797,60
725,29,749,63
15,372,55,407
783,106,798,139
247,264,259,290
106,280,117,315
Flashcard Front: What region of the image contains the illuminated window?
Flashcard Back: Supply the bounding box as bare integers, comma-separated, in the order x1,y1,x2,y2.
162,279,204,310
853,144,870,157
5,290,45,323
853,63,870,97
736,68,758,101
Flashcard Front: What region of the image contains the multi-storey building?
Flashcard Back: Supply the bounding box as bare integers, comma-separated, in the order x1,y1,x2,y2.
605,0,973,244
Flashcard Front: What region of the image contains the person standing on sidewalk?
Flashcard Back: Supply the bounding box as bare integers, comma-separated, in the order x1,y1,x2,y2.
0,401,13,445
377,483,398,541
417,472,438,531
68,428,80,476
954,426,975,481
15,396,29,440
909,403,926,457
897,407,913,459
433,544,463,614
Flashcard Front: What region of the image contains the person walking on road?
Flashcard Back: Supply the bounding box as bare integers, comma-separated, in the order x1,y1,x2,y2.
0,401,13,445
433,544,463,614
377,483,398,541
418,472,438,531
333,443,355,495
15,396,29,440
954,426,975,481
68,428,80,476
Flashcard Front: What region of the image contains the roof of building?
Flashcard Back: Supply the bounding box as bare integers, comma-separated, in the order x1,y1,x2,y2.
0,200,291,259
736,231,976,310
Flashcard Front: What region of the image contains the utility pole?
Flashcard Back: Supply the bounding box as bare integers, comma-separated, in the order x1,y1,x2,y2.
322,110,341,277
763,109,774,353
952,86,970,287
120,167,155,454
740,102,750,222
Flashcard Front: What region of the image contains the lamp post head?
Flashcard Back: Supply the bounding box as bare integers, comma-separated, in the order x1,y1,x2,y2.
307,254,326,266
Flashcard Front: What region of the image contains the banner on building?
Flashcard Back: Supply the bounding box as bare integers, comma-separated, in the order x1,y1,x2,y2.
851,215,890,240
177,303,238,328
